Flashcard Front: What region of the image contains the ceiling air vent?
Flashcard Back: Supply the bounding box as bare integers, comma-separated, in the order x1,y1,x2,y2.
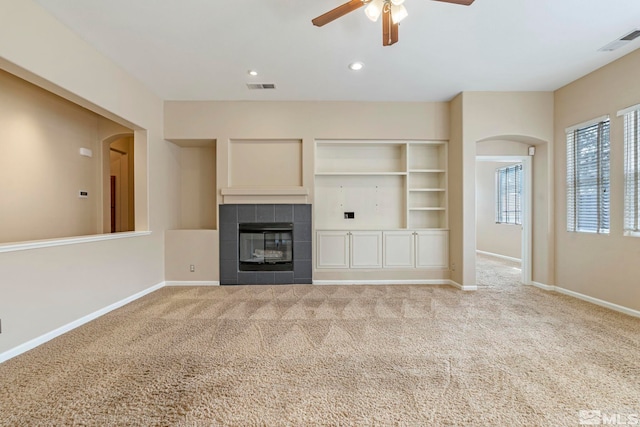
599,29,640,52
246,83,276,90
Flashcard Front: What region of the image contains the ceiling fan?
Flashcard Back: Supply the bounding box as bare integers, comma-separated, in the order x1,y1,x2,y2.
312,0,475,46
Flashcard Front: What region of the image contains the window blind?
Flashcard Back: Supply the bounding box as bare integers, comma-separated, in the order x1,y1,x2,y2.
496,164,522,225
623,108,640,233
566,118,610,233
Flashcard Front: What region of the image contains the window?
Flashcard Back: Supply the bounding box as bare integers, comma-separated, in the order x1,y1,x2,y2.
621,105,640,234
496,163,522,225
566,117,610,233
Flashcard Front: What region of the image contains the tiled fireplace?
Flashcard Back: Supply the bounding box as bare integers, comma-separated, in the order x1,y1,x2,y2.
219,204,312,285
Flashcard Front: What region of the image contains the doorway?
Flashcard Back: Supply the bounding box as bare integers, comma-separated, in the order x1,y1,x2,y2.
476,155,532,285
106,136,135,233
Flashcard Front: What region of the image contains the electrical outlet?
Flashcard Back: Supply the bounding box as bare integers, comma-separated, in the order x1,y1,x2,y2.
190,264,195,272
451,263,456,271
344,212,355,219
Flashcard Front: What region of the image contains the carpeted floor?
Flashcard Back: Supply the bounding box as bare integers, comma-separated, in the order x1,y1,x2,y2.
1,255,639,426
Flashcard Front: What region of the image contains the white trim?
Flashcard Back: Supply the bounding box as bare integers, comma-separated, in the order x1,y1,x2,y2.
165,281,220,286
0,231,152,253
554,287,640,318
531,281,555,291
617,103,640,117
565,115,610,134
447,280,478,291
313,279,450,286
476,250,521,264
220,187,308,196
0,281,164,364
311,279,477,291
530,282,640,318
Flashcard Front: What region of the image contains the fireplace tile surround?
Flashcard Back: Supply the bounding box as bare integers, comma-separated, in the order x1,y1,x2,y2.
219,204,312,285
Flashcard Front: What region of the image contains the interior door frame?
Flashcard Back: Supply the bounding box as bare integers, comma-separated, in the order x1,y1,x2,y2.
476,155,532,285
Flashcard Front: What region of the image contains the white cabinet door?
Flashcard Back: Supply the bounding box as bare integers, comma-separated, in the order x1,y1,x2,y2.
317,231,350,269
383,231,414,268
350,231,383,269
415,230,449,268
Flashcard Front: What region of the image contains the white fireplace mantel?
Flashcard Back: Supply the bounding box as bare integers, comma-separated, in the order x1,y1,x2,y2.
220,187,309,204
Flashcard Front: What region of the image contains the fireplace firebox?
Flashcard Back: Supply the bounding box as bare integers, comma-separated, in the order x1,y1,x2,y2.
239,223,293,271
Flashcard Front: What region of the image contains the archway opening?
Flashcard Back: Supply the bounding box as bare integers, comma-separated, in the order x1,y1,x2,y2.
473,135,550,287
103,134,135,233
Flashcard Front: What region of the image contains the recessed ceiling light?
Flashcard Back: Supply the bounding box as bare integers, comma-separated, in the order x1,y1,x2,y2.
248,70,258,76
348,62,364,71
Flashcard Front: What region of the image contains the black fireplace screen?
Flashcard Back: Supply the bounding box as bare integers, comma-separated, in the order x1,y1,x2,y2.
239,223,293,271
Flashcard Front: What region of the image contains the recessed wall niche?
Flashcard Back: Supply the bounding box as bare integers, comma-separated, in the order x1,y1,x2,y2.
229,139,303,187
169,139,217,229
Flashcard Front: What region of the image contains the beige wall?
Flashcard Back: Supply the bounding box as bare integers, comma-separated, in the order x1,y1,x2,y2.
458,92,555,286
165,230,219,282
554,48,640,311
449,94,464,281
0,0,174,355
165,143,219,283
476,161,522,259
229,139,302,188
0,69,103,243
180,145,216,229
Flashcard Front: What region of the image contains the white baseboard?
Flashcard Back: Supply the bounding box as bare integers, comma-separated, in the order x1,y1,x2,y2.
311,279,478,291
447,280,478,291
554,286,640,318
165,281,220,286
0,281,165,364
531,281,640,318
476,250,521,264
531,281,555,291
313,279,450,286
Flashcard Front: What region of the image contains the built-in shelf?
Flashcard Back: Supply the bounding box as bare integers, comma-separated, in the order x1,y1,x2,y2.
315,172,407,176
407,142,448,228
314,140,448,230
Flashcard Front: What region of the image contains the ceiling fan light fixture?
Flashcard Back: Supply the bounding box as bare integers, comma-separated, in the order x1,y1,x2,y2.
391,4,408,23
365,0,384,22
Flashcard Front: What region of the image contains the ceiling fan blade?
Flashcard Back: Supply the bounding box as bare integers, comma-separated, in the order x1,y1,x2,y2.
431,0,475,5
382,9,398,46
312,0,365,27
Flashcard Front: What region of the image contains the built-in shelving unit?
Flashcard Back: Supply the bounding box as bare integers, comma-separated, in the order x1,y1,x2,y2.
314,140,449,276
407,142,448,229
314,140,447,230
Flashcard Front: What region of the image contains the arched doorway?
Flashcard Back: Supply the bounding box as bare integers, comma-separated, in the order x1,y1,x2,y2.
473,135,550,287
102,133,135,233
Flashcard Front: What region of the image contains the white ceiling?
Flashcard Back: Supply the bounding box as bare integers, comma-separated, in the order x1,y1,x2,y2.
33,0,640,102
